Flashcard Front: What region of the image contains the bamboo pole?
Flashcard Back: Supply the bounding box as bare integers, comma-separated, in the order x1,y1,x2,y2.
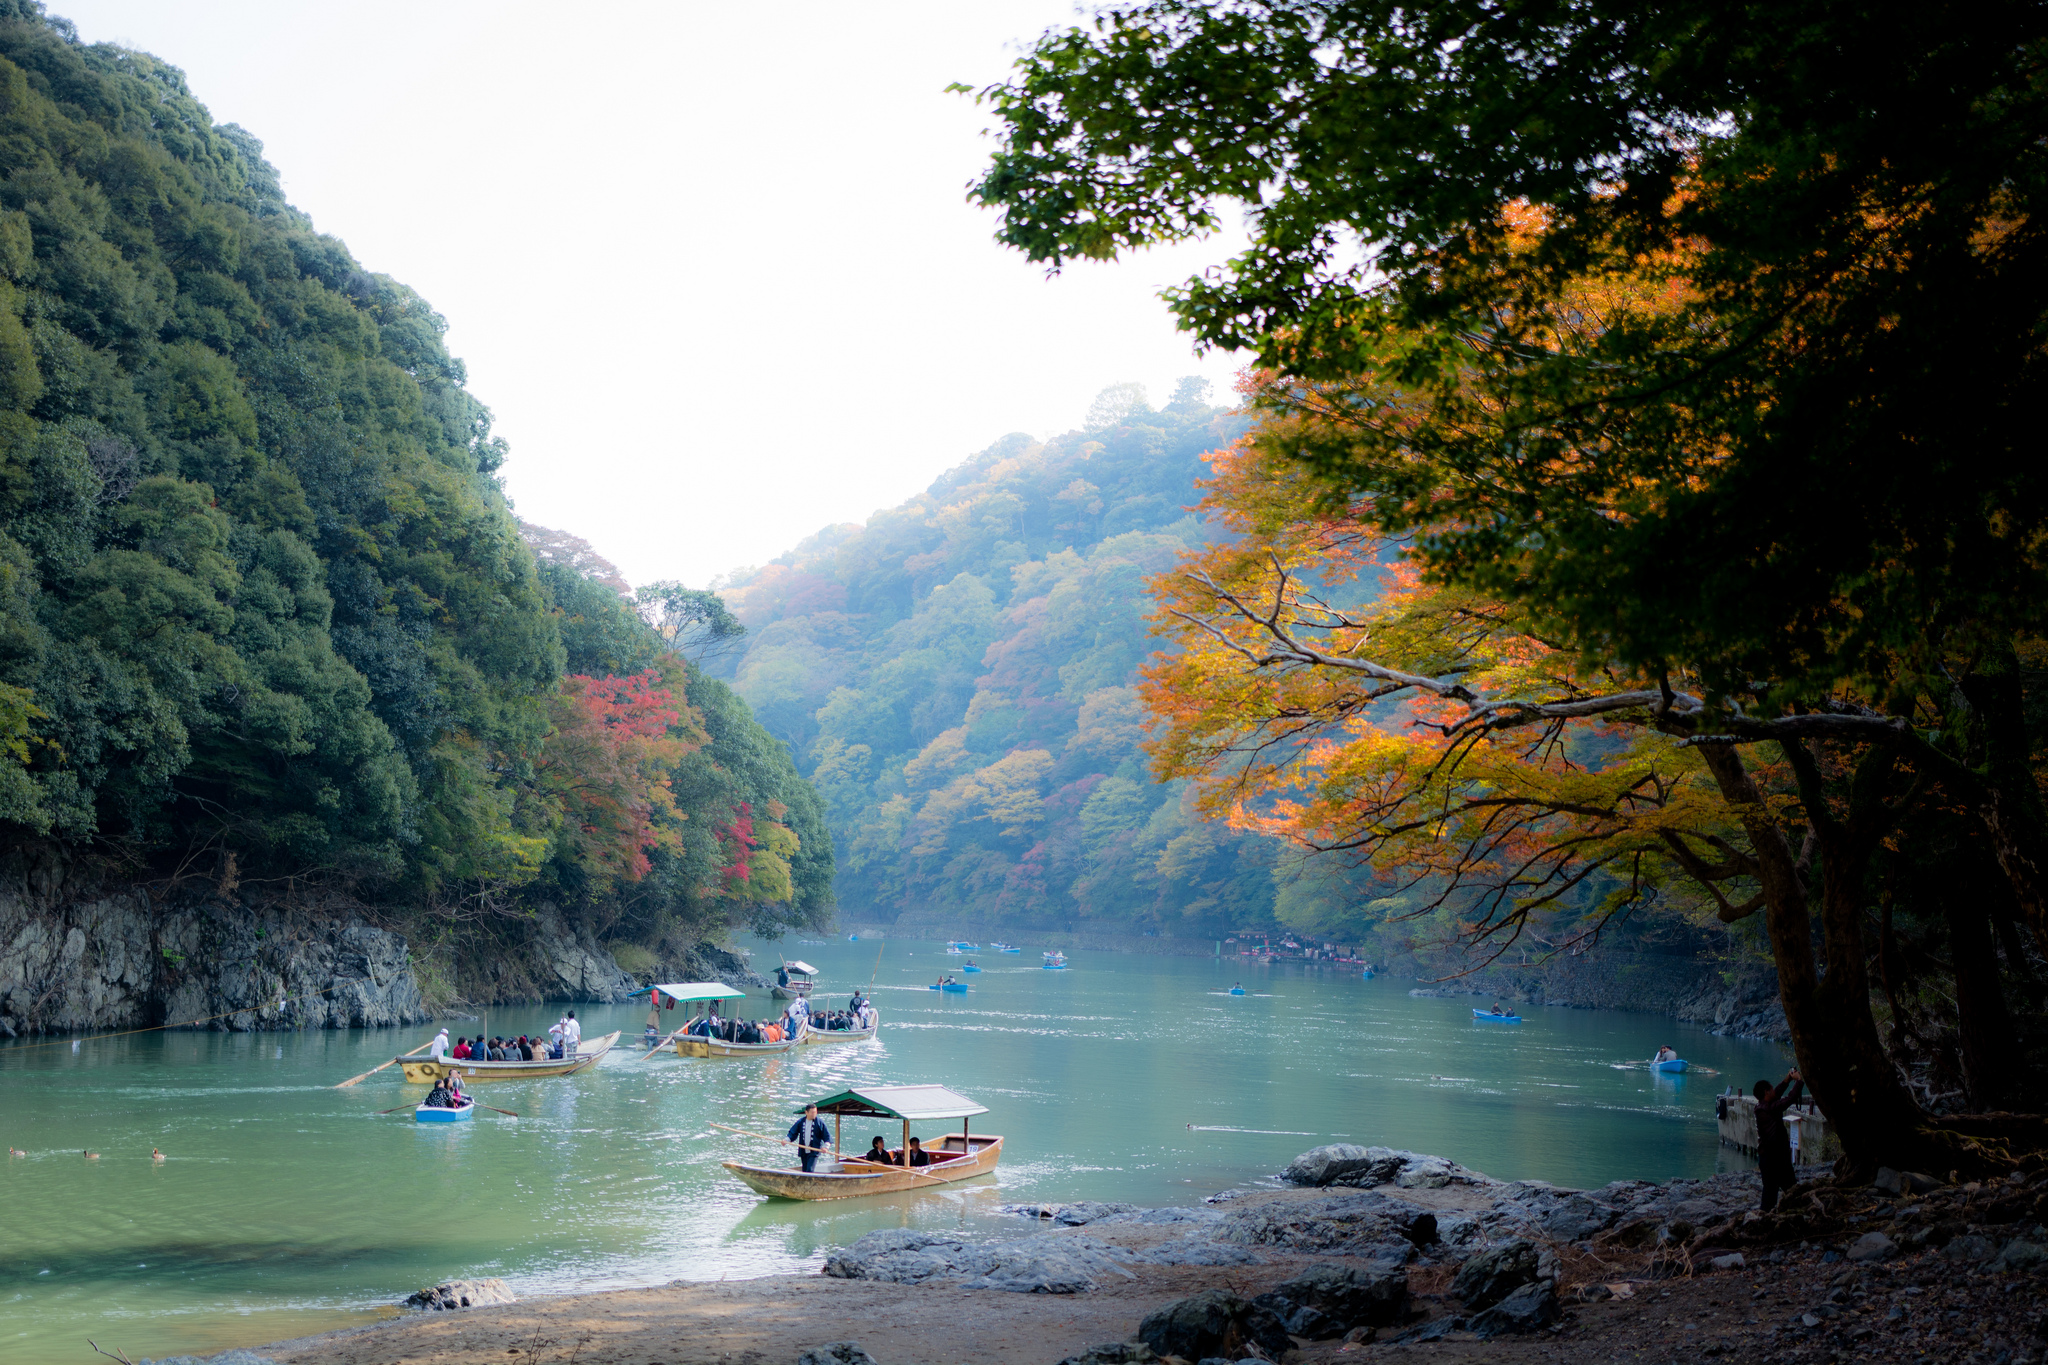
333,1038,435,1089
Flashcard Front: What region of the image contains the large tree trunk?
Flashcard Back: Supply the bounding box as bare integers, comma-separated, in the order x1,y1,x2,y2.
1945,888,2012,1112
1695,741,1926,1176
1958,650,2048,954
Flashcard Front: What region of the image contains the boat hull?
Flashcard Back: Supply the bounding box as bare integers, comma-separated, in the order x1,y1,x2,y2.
1650,1058,1689,1073
1471,1010,1522,1024
802,1023,877,1045
400,1031,619,1082
771,983,813,999
723,1134,1002,1201
675,1032,798,1058
415,1101,474,1123
927,984,968,992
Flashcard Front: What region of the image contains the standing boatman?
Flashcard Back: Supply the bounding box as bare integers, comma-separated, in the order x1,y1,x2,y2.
1753,1068,1806,1211
428,1027,450,1062
788,1104,832,1173
561,1010,582,1057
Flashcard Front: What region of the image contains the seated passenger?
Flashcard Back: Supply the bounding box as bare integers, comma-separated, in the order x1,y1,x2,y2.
425,1079,453,1107
865,1136,893,1164
906,1136,931,1168
1654,1045,1678,1062
519,1036,535,1061
452,1039,471,1060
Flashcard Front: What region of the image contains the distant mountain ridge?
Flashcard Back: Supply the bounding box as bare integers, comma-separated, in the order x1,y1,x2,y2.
714,382,1290,934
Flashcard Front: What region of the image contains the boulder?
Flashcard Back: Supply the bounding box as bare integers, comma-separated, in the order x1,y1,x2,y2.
402,1277,515,1311
1136,1290,1292,1361
999,1201,1140,1225
1709,1253,1748,1271
1282,1144,1405,1188
1451,1239,1540,1311
1943,1234,1999,1263
796,1345,878,1365
1846,1231,1896,1262
1270,1262,1410,1330
1991,1239,2047,1272
820,1229,1136,1293
1468,1281,1561,1339
1053,1347,1155,1365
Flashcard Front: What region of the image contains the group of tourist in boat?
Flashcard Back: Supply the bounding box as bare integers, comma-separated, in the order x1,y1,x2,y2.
421,1073,468,1107
429,1014,583,1065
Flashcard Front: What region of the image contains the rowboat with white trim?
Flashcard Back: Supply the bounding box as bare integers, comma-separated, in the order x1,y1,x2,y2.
399,1033,617,1083
415,1098,475,1123
722,1084,1000,1201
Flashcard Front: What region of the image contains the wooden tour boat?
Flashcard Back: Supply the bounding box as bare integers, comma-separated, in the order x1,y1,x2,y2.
772,960,817,1000
630,981,804,1059
802,1014,878,1044
723,1084,1001,1201
400,1031,618,1083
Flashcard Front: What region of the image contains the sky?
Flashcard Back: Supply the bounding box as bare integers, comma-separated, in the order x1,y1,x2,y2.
50,1,1248,589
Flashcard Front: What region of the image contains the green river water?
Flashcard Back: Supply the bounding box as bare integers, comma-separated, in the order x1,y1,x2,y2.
0,937,1789,1362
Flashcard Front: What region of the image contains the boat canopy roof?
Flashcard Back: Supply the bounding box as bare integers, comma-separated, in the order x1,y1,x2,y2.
784,961,818,976
798,1084,987,1121
630,982,747,1003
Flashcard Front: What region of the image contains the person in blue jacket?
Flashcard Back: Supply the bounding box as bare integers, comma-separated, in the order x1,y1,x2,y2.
788,1103,832,1173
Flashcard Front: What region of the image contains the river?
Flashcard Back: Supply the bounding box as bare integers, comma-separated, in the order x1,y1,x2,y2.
0,936,1788,1362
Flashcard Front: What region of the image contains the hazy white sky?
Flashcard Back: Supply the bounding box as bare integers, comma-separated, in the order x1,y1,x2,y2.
52,1,1246,588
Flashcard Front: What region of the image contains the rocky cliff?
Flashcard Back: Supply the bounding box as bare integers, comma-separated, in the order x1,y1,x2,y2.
0,886,426,1036
0,878,769,1037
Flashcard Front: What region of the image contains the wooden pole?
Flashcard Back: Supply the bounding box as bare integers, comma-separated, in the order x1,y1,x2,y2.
334,1038,435,1089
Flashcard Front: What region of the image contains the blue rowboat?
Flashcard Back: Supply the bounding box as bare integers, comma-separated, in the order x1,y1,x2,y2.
1650,1057,1689,1074
928,982,969,993
1043,962,1067,970
416,1099,474,1123
1471,1009,1522,1024
848,934,859,941
1228,987,1247,996
962,964,982,973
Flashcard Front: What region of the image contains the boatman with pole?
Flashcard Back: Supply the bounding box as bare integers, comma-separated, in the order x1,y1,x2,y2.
429,1027,450,1062
788,1104,831,1173
561,1010,582,1057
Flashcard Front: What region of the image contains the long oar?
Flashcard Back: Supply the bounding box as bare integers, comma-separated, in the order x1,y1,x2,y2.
706,1120,958,1185
334,1039,435,1089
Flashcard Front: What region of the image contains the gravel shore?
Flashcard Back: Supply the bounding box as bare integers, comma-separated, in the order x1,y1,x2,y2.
197,1146,2047,1365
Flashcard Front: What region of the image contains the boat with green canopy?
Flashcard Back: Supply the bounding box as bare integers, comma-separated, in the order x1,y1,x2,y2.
721,1083,1001,1200
631,981,797,1057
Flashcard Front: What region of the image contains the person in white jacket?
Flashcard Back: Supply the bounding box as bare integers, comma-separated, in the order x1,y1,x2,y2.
561,1011,582,1056
429,1028,450,1061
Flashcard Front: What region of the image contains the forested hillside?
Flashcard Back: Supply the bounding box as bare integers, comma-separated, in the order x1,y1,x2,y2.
0,4,828,981
714,381,1288,936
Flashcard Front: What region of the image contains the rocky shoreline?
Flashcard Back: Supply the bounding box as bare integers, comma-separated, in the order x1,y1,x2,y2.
193,1142,2047,1365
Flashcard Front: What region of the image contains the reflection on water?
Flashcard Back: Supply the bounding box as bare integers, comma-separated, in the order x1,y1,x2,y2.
0,937,1787,1362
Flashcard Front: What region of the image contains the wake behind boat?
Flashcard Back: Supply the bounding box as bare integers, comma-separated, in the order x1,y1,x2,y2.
722,1084,1000,1202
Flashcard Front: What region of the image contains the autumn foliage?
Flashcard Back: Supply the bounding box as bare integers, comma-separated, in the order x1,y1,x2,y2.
540,669,694,889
